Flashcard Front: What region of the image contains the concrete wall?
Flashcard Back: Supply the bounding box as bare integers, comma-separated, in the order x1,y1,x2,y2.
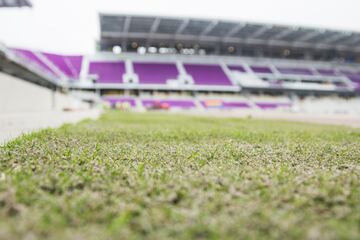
0,72,88,113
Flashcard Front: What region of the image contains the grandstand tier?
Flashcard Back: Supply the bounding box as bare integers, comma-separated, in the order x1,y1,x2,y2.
1,14,360,103
3,46,360,94
42,53,83,80
133,62,179,84
88,61,125,84
11,48,58,77
183,64,232,86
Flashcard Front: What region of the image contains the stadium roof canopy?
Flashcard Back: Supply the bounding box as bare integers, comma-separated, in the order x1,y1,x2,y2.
99,14,360,61
0,0,32,7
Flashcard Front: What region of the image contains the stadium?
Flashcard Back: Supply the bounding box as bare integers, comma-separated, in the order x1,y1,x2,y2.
0,1,359,239
3,14,360,116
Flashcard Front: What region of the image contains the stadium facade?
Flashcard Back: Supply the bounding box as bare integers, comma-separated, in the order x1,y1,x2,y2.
1,14,360,111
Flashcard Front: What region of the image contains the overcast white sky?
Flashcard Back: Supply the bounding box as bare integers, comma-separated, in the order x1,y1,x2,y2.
0,0,359,54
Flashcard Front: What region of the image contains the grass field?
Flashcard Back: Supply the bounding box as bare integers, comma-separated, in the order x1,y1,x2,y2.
0,111,359,239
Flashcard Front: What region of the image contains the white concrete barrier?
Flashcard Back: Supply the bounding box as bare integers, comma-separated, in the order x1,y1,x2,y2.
0,72,89,113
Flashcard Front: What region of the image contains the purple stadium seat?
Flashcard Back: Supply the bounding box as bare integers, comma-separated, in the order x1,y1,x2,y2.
256,102,291,110
316,69,338,76
354,84,360,91
277,67,313,75
228,65,246,72
11,48,58,77
88,61,125,84
269,79,284,87
347,75,360,82
347,75,360,91
103,97,136,107
142,99,196,109
133,62,179,84
201,100,250,109
43,53,83,79
183,64,232,86
340,70,356,76
250,65,273,74
222,101,251,108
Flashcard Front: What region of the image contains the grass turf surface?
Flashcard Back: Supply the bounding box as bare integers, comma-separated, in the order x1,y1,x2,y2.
0,111,359,239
